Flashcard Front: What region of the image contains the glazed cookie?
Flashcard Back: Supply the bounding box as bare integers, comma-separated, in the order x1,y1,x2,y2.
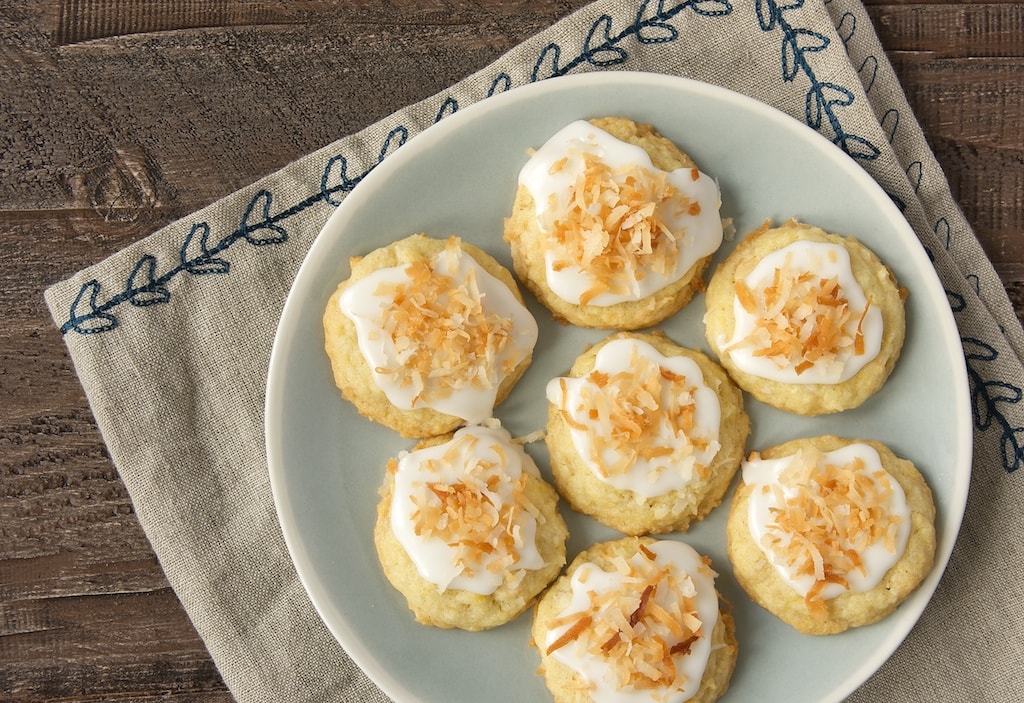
532,536,737,703
704,220,906,415
375,424,568,631
726,435,936,635
504,117,724,329
545,331,748,535
323,234,538,438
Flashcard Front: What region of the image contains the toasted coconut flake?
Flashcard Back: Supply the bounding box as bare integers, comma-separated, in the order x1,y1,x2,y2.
760,449,903,613
374,237,519,407
558,345,714,481
542,153,686,304
730,254,874,375
409,435,540,588
548,545,705,691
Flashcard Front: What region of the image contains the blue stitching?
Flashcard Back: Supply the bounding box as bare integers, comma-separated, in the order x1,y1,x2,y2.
857,54,878,93
963,337,1024,473
59,0,731,337
434,97,459,122
487,73,513,96
935,217,952,250
948,284,1023,474
835,10,856,46
966,274,981,296
181,223,229,275
905,161,923,193
757,0,880,162
880,108,900,142
126,255,169,307
530,0,732,80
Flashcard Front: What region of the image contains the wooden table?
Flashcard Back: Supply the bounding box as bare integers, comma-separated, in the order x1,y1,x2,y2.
2,2,1021,700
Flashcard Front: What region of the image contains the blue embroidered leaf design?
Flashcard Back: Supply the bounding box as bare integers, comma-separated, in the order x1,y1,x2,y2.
126,255,170,307
320,155,359,206
320,127,409,207
584,15,628,67
835,11,857,45
963,337,1024,472
757,0,799,30
689,0,733,18
64,280,118,334
947,288,965,312
1002,428,1024,473
635,1,679,44
934,218,952,250
760,3,881,163
181,222,230,275
378,126,408,162
880,108,900,142
906,161,923,193
981,380,1023,408
532,43,564,80
805,82,853,129
239,191,287,246
434,97,459,122
488,73,513,96
835,132,881,161
966,274,981,297
756,0,778,30
782,27,828,81
857,54,878,93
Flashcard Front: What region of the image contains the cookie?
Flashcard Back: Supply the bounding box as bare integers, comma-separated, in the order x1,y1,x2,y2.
504,117,724,329
375,424,568,630
545,331,748,535
726,435,937,634
704,219,906,415
324,234,538,437
532,536,736,703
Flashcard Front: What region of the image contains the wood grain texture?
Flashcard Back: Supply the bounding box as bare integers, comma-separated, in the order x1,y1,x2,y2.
2,1,1022,701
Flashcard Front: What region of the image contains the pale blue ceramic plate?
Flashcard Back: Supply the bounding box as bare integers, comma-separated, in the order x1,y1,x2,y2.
266,72,971,703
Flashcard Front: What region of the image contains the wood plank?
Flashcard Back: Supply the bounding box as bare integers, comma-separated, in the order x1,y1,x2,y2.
865,2,1024,57
49,0,595,45
932,136,1024,273
0,590,228,701
5,4,593,221
887,56,1024,145
880,54,1024,275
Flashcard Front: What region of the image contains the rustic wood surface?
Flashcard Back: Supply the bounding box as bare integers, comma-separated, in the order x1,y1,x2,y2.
1,1,1021,701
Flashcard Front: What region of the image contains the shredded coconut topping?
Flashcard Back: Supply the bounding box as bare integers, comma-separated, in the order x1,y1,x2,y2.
730,254,873,376
405,432,542,587
543,152,686,305
558,346,713,480
546,543,707,693
757,448,903,613
373,237,519,407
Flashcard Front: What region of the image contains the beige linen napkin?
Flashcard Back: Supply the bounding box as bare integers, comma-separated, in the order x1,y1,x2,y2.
45,1,1024,701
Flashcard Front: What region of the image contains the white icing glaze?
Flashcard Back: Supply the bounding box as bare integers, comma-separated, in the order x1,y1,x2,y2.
545,540,719,703
546,337,721,499
339,241,538,423
518,120,723,306
722,240,883,384
389,425,545,595
742,443,911,600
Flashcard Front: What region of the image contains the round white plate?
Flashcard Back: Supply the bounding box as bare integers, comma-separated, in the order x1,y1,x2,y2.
266,72,971,703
